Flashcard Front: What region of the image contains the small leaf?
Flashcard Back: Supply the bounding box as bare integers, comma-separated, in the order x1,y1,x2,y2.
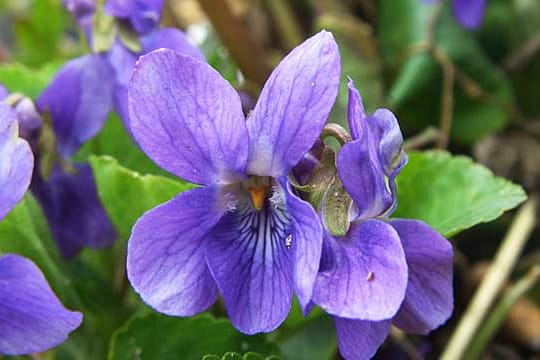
322,177,353,237
88,155,193,239
108,313,279,360
394,151,527,237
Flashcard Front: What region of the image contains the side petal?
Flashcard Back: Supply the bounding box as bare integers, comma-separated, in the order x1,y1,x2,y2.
391,219,454,334
205,193,295,334
452,0,486,29
36,54,114,158
0,254,82,355
334,318,391,360
246,30,340,177
0,103,33,221
279,177,323,313
31,164,117,259
127,186,225,316
313,220,408,320
129,50,249,185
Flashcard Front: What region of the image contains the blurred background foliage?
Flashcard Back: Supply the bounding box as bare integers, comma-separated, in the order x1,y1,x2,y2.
0,0,539,359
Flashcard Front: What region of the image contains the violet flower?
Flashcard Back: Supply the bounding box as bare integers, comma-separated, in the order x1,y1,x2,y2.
426,0,486,29
126,31,340,334
312,80,453,359
38,0,204,152
0,82,117,259
0,102,82,355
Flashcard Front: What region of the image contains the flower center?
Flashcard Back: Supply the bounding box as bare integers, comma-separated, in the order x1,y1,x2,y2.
242,176,272,212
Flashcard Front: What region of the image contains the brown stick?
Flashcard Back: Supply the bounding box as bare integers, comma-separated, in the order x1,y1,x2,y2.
196,0,271,87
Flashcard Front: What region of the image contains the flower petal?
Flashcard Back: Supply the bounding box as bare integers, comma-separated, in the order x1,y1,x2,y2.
246,30,340,177
0,103,33,221
339,80,405,218
452,0,486,29
129,49,249,185
37,54,114,157
105,0,163,34
0,254,82,355
127,186,225,316
334,318,391,360
31,164,117,259
0,84,7,99
391,219,454,334
279,177,323,313
313,220,408,320
141,28,205,61
205,191,295,334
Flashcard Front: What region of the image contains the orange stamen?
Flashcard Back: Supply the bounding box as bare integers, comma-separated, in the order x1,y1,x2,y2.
248,186,269,211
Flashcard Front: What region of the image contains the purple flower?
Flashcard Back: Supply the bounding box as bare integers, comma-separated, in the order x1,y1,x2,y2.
426,0,486,29
126,31,340,334
311,81,453,360
40,0,204,148
0,79,117,259
0,103,82,355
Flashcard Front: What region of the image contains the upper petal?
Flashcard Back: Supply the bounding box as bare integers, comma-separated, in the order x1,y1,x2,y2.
31,164,117,259
141,28,205,61
339,80,406,218
246,30,340,177
313,219,408,320
0,103,33,221
105,0,163,34
127,186,225,316
452,0,486,29
36,54,114,158
334,318,391,360
279,177,323,313
205,187,295,334
0,254,82,355
391,219,454,334
129,50,249,185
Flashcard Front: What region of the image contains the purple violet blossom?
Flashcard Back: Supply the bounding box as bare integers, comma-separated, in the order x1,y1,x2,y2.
425,0,486,29
0,82,117,259
312,80,453,360
39,0,204,148
126,31,340,334
0,102,82,355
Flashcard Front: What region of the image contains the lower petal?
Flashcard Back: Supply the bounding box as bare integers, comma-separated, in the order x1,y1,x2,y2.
452,0,486,29
0,254,82,355
127,186,225,316
391,219,454,334
313,219,408,320
279,177,322,313
205,193,295,334
31,163,117,259
334,317,391,360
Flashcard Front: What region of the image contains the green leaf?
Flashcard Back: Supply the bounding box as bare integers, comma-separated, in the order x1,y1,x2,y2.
277,315,336,360
89,155,193,239
394,151,527,237
380,0,514,144
0,62,61,99
202,352,280,360
108,313,278,360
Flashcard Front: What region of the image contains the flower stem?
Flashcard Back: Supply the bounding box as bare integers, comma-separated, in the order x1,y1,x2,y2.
320,123,352,145
440,196,538,360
